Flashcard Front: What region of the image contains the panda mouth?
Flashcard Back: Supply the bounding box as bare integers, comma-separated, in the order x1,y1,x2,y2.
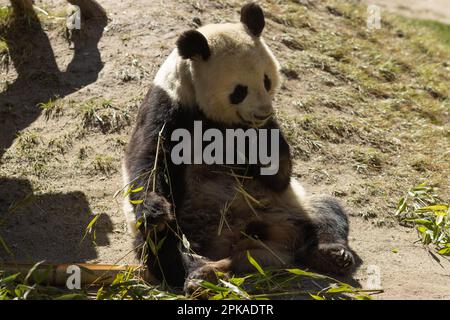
237,111,272,128
253,114,273,121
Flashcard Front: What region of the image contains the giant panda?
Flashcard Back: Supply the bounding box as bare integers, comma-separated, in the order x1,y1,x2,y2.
122,3,356,292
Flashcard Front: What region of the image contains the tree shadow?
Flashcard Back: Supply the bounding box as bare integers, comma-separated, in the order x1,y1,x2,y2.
0,3,107,159
0,3,110,263
0,177,113,263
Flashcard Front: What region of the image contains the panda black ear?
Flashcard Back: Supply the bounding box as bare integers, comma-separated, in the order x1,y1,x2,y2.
176,30,211,61
240,2,265,37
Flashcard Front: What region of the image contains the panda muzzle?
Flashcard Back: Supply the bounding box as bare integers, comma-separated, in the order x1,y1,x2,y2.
253,111,274,121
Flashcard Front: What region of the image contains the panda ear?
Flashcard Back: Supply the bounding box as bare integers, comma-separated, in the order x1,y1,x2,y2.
176,30,211,61
240,2,265,37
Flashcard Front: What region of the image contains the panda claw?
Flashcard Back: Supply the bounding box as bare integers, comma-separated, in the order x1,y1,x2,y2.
315,243,355,274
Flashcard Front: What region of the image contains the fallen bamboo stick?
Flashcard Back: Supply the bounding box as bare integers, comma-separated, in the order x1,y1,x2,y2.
0,262,153,287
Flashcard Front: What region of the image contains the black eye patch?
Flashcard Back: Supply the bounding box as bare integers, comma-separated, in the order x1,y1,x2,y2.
264,74,271,91
229,85,248,104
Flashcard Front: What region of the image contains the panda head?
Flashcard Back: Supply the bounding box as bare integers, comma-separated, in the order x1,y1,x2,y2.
174,3,280,127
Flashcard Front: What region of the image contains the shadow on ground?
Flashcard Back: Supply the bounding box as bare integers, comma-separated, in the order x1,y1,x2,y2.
0,177,113,263
0,3,110,263
0,4,107,159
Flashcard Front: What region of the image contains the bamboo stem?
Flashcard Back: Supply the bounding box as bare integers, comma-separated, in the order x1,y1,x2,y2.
0,262,149,286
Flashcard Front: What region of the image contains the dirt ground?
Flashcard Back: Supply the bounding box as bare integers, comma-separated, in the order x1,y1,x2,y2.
362,0,450,24
0,0,449,299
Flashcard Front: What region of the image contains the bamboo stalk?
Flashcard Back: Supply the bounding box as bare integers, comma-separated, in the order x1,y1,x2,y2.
0,262,151,286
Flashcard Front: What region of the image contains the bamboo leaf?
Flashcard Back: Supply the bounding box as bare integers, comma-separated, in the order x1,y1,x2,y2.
0,235,12,255
438,247,450,256
55,293,86,300
24,261,45,285
86,215,100,231
246,251,265,276
131,187,144,193
286,268,327,279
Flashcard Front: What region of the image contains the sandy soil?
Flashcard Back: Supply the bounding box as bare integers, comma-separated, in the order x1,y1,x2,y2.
0,0,449,299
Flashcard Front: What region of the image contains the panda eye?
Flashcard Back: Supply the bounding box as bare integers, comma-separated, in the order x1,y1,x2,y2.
264,74,271,91
229,85,248,104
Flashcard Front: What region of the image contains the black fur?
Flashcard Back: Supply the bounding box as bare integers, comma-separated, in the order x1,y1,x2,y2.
254,118,292,191
124,5,356,287
124,84,355,286
296,196,356,274
176,30,211,61
124,87,192,286
240,2,265,37
124,85,295,286
244,220,270,240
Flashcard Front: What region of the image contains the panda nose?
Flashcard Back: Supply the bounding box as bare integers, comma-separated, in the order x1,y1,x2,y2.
253,107,274,120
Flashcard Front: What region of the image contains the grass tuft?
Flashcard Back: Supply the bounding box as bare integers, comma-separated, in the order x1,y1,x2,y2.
79,99,133,133
395,183,450,255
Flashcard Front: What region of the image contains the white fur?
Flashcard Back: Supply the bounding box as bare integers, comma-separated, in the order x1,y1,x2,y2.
193,23,281,126
153,50,197,107
154,22,281,127
289,178,307,202
126,22,284,232
121,161,138,235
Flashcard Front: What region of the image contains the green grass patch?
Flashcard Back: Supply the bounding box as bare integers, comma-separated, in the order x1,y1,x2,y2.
39,98,63,119
405,18,450,47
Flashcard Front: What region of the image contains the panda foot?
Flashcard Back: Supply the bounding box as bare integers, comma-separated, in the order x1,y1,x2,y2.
313,243,355,275
184,263,229,297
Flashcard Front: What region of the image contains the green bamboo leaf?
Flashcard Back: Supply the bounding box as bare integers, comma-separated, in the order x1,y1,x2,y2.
246,251,265,276
409,218,432,226
229,277,246,287
131,186,144,193
55,293,86,300
0,273,20,285
157,237,166,251
219,279,250,299
395,197,406,215
147,238,157,255
200,280,229,293
286,268,327,279
438,247,450,256
86,215,99,231
211,292,229,300
0,235,12,255
326,284,353,293
416,225,428,233
24,261,45,285
135,218,143,230
418,204,448,212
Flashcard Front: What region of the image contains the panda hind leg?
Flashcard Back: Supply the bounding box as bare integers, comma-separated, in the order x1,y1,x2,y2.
300,196,356,275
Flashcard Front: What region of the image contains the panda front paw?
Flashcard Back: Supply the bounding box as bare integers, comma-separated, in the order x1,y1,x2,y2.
134,192,173,232
184,264,220,296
